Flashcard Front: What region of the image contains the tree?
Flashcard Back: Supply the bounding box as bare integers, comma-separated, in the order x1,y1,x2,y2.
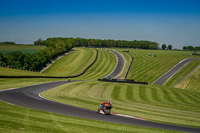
0,53,6,66
195,46,200,50
161,44,167,50
188,46,194,51
34,38,44,46
4,52,24,68
0,41,16,45
183,46,187,50
167,45,172,50
55,41,66,53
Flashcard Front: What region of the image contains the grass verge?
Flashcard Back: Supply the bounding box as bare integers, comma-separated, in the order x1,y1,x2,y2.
0,78,67,90
0,67,45,76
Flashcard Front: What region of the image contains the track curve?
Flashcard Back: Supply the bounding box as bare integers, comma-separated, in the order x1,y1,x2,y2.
104,50,125,79
0,53,200,132
153,58,200,85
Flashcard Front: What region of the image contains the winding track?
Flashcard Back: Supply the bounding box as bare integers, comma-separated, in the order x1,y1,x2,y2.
0,51,200,132
153,58,200,85
104,50,125,78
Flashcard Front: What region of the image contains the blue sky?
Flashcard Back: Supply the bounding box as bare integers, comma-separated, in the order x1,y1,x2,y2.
0,0,200,48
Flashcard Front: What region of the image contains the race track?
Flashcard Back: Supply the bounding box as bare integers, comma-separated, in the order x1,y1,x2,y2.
0,52,200,132
104,50,125,78
153,58,200,85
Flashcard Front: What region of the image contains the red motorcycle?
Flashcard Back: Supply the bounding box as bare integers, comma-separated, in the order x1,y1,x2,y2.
98,102,113,115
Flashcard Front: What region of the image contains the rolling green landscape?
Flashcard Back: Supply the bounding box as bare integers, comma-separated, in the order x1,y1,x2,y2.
1,0,200,132
1,45,200,132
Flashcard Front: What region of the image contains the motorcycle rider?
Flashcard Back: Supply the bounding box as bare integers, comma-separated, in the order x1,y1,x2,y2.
98,100,112,113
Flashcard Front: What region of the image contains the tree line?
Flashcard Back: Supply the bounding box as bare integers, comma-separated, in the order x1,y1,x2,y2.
161,44,173,50
0,38,74,71
0,41,16,45
183,46,200,51
35,37,159,49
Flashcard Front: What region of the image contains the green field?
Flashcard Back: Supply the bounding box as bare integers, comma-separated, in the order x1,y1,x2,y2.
75,49,117,80
0,67,44,76
42,48,97,76
115,49,197,84
0,100,174,133
41,81,200,127
0,45,45,54
1,47,200,132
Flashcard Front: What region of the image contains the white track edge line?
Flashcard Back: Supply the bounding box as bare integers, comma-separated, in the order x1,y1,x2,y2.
113,51,126,79
103,50,119,78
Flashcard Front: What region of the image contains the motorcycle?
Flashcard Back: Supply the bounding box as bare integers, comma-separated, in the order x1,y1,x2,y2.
98,103,113,115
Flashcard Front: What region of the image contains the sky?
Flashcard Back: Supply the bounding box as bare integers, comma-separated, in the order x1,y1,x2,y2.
0,0,200,49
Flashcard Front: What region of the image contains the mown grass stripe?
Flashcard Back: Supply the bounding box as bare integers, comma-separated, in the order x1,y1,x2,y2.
112,86,121,100
43,48,96,76
161,87,177,103
139,86,148,102
131,85,141,102
101,83,115,101
169,89,188,104
150,87,161,103
126,85,133,100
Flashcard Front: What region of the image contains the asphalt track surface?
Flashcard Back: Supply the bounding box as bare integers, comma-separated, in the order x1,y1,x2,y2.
0,53,200,132
104,50,125,79
153,58,200,85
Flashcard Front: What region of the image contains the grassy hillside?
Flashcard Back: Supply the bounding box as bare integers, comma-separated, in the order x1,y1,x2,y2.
174,65,200,92
41,81,200,127
0,67,44,76
0,45,45,54
115,49,195,84
75,49,117,80
164,60,200,88
42,48,96,76
0,101,174,133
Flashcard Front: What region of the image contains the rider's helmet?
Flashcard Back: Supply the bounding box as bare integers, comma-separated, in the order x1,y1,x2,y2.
107,100,111,104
